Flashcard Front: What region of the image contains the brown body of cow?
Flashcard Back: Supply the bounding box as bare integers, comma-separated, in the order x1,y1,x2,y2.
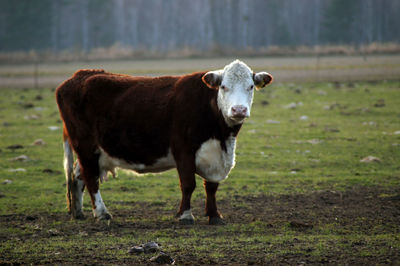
56,60,272,225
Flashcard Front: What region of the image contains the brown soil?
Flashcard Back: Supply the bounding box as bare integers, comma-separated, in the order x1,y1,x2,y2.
1,186,399,265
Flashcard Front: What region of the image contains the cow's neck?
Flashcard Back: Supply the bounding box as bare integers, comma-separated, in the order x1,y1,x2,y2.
209,95,242,151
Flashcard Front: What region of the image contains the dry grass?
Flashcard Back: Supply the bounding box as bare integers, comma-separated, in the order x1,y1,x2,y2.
1,54,400,89
1,43,400,64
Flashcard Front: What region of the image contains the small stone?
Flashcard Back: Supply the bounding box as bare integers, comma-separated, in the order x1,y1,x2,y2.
299,115,309,121
360,156,381,163
48,229,61,236
394,131,400,135
285,102,303,109
149,252,175,265
324,127,340,133
289,221,313,229
23,103,34,109
308,122,318,127
10,155,30,162
374,99,385,108
32,139,46,145
8,168,26,172
324,103,341,110
285,102,297,109
24,114,40,120
266,120,280,124
42,169,62,175
2,179,12,185
7,144,24,150
2,122,12,127
294,88,302,94
143,241,160,253
363,121,377,126
128,246,144,254
48,126,60,131
307,139,322,145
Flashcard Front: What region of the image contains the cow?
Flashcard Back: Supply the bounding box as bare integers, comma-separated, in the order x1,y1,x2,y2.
56,60,273,225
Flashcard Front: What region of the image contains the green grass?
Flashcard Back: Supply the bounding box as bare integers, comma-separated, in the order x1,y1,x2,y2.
0,80,399,264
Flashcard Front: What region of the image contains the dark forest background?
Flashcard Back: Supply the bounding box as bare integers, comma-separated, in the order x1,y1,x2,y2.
0,0,399,56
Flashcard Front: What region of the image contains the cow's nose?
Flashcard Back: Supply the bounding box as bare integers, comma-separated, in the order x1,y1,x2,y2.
231,105,248,118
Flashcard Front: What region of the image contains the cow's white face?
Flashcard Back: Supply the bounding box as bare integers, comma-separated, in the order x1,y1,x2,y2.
202,60,273,127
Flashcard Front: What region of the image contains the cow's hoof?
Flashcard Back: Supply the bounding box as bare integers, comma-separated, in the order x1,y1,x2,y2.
96,212,112,222
73,211,85,220
101,213,112,220
209,216,225,225
179,218,194,225
178,209,195,225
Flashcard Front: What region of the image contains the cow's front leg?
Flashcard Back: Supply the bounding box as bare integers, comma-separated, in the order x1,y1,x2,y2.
204,181,225,225
176,155,196,225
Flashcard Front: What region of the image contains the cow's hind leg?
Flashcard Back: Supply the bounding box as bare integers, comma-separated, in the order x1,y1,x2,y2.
79,156,112,221
64,137,85,219
204,181,225,225
70,161,85,219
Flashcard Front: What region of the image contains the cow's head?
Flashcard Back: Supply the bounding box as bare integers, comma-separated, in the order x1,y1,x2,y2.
202,60,273,127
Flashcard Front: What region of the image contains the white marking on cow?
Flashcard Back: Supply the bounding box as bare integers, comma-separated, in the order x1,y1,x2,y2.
179,209,195,221
98,148,176,177
195,136,236,183
92,191,109,219
217,60,255,127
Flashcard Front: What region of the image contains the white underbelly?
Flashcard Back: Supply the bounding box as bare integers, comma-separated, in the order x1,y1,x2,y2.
98,148,176,178
195,136,236,183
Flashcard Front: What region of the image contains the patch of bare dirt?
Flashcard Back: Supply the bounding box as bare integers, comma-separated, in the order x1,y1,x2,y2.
221,186,400,231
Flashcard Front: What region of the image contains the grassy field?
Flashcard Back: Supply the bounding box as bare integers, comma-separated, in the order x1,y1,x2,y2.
0,58,399,264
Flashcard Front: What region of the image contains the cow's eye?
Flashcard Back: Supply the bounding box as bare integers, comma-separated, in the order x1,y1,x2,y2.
249,85,254,90
221,85,227,91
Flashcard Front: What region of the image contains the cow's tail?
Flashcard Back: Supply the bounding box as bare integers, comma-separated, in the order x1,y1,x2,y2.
63,126,74,214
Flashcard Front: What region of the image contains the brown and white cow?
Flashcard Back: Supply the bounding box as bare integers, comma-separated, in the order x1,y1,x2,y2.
56,60,273,225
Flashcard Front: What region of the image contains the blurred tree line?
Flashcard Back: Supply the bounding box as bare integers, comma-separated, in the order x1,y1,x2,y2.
0,0,399,53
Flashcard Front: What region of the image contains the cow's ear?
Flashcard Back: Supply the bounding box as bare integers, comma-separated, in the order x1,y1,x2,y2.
202,71,222,89
253,72,273,90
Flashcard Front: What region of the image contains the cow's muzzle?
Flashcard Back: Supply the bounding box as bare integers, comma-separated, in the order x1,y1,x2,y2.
231,105,249,120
